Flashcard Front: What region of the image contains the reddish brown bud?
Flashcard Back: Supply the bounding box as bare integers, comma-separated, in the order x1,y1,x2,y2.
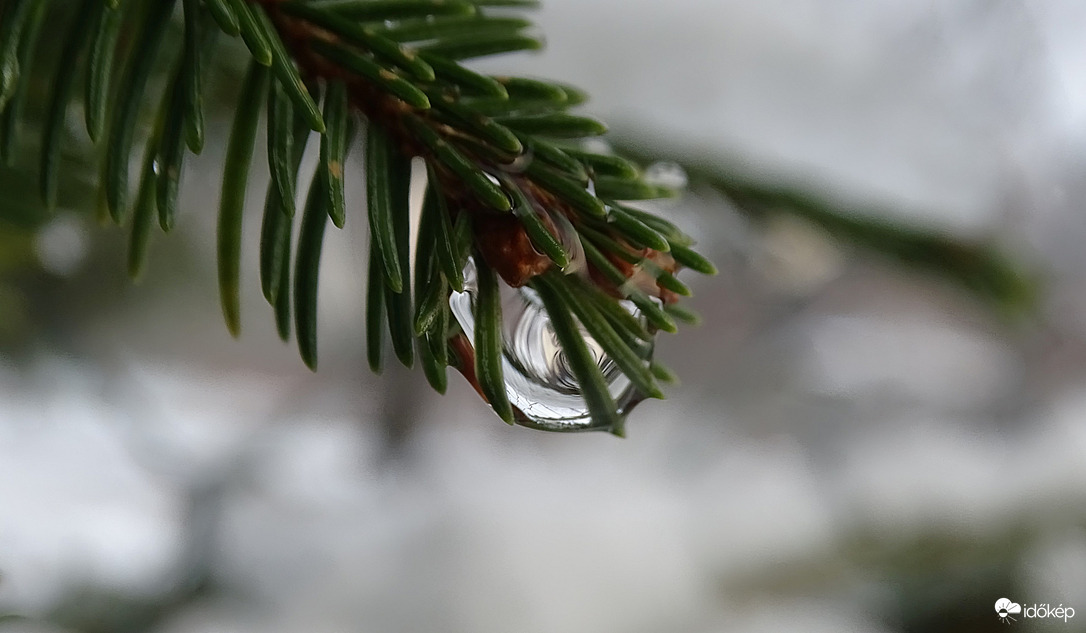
473,213,552,287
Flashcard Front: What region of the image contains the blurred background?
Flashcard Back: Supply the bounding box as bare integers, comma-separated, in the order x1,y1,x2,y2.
3,1,1086,631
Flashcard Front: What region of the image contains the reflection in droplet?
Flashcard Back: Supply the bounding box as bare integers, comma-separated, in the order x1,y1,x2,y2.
449,258,652,431
643,161,688,190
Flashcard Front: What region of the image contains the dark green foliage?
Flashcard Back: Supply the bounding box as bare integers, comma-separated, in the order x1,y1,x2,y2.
413,192,446,336
419,52,506,97
255,8,324,132
406,117,511,210
155,63,191,231
664,303,701,326
266,79,298,219
310,39,431,109
669,243,717,276
129,89,172,279
524,161,606,217
562,148,639,180
312,0,477,21
474,255,514,424
84,0,124,142
0,0,714,433
593,176,669,201
413,183,450,394
294,168,328,369
228,0,273,66
426,90,521,153
104,0,176,221
426,165,465,293
366,126,405,293
365,238,387,373
261,109,310,304
605,205,671,252
417,331,449,393
420,32,542,60
319,81,350,228
496,113,607,138
383,149,416,368
180,0,208,153
378,15,532,43
280,3,436,81
0,0,35,110
218,62,269,337
274,251,292,341
0,0,45,163
516,137,587,183
650,361,678,384
40,0,101,208
203,0,240,36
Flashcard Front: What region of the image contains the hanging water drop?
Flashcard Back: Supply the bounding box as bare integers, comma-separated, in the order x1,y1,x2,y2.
449,258,652,431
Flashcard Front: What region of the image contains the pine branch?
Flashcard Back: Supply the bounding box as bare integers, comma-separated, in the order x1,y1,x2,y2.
0,0,714,434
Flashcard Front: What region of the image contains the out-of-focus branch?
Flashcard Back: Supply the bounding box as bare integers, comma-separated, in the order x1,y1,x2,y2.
617,138,1039,317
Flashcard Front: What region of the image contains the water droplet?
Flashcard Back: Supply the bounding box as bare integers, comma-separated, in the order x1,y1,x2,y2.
643,161,688,190
449,259,652,431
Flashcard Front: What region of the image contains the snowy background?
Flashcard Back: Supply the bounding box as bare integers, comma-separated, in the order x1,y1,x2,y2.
3,1,1086,631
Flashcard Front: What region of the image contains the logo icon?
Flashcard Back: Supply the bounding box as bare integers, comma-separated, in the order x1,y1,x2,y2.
996,598,1022,623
